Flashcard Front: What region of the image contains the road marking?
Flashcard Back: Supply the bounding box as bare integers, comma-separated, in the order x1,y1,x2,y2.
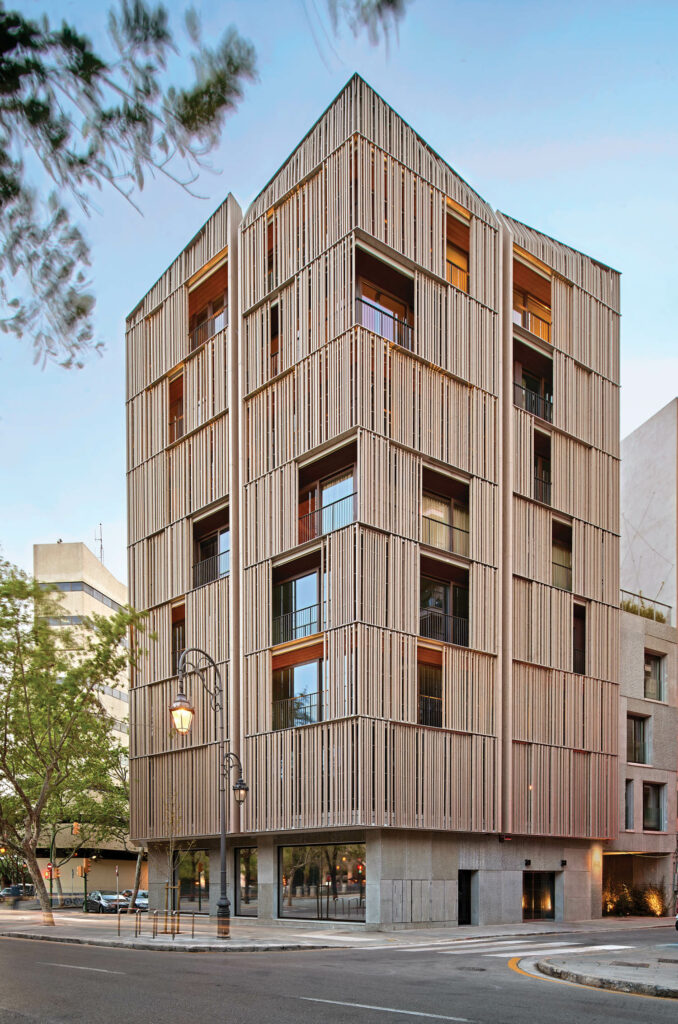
508,955,675,1002
300,997,473,1021
485,943,630,958
36,962,125,974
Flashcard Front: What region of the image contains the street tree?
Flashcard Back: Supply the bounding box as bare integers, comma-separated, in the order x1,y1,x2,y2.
0,560,145,924
0,0,407,369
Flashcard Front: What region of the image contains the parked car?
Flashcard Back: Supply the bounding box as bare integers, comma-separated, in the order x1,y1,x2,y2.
86,891,129,914
121,889,149,911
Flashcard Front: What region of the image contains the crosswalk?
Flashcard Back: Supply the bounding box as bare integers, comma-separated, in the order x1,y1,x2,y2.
388,937,632,960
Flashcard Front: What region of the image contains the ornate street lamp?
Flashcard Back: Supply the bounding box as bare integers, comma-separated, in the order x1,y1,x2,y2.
170,647,248,938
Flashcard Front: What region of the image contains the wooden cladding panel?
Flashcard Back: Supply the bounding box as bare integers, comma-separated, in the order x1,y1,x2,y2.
129,520,191,609
512,743,616,839
551,432,619,531
241,717,497,834
552,350,619,457
130,676,220,758
469,217,498,311
242,464,297,567
243,562,271,656
513,497,551,585
359,433,421,541
130,744,223,841
183,336,228,435
512,408,534,498
442,646,496,735
128,455,167,546
186,575,230,664
469,563,498,654
469,478,498,568
512,662,616,753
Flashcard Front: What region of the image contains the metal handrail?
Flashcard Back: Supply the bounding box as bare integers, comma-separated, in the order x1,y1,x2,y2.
272,691,322,730
445,261,469,292
169,416,184,443
552,562,572,592
272,603,322,645
298,491,356,544
189,309,227,352
419,607,469,647
193,552,230,589
356,296,413,350
421,516,469,556
534,474,551,505
417,694,443,728
620,588,671,625
514,382,553,423
513,307,551,342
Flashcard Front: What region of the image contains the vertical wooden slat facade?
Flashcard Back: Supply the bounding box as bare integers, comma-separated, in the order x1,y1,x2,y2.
127,75,620,856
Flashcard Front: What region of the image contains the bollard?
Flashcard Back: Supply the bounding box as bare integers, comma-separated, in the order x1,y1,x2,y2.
117,909,121,937
152,909,158,939
191,913,195,939
164,907,168,935
176,910,180,935
171,911,176,940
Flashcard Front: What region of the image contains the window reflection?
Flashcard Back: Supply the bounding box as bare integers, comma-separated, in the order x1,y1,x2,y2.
279,843,365,921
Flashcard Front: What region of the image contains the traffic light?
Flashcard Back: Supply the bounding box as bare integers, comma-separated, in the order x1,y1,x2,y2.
0,847,6,855
77,866,84,878
53,868,60,879
82,857,91,874
44,867,52,880
72,822,80,836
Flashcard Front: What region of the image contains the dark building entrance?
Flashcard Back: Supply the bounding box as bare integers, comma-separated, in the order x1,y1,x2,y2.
522,871,555,920
458,870,474,925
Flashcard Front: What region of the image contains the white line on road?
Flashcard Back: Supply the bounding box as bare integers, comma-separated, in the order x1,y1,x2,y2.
397,939,541,954
300,997,473,1021
484,943,631,958
36,962,125,974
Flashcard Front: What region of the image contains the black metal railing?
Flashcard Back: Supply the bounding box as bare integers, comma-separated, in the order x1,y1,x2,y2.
512,307,551,342
192,552,230,589
356,297,413,350
419,608,469,647
169,416,184,443
421,516,469,556
446,261,469,292
298,492,356,544
552,562,572,592
189,309,227,352
272,603,322,645
514,382,553,423
417,694,443,728
534,474,551,505
573,647,586,675
272,691,322,730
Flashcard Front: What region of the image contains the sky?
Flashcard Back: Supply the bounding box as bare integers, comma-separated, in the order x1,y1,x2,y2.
3,0,678,583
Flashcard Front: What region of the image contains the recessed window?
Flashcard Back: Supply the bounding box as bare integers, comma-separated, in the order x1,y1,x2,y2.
513,258,551,342
445,210,470,293
272,659,323,730
169,372,184,443
627,714,648,764
552,521,572,592
642,782,664,831
421,468,469,556
417,661,442,728
514,338,553,423
188,264,227,351
644,653,665,701
270,303,280,377
573,603,586,675
419,557,469,647
272,553,322,645
355,248,414,350
534,430,551,506
624,780,634,830
298,442,356,544
171,603,186,676
193,507,230,588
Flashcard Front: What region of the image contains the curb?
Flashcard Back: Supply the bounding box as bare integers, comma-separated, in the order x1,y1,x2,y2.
536,959,678,1000
0,930,336,954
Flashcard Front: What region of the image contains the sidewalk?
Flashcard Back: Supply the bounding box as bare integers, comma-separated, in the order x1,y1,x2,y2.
0,908,672,954
536,942,678,999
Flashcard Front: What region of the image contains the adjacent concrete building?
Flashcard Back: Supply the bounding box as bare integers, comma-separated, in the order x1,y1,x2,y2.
127,76,621,927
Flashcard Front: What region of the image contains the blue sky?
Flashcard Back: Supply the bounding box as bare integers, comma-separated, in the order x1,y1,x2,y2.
3,0,677,583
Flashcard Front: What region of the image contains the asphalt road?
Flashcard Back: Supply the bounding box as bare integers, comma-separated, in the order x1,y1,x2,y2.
0,924,675,1024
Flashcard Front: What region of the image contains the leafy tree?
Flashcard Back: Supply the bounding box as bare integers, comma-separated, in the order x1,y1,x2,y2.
0,560,145,924
0,0,407,369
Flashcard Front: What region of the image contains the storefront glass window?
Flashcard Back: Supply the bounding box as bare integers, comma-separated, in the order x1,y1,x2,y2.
279,843,365,921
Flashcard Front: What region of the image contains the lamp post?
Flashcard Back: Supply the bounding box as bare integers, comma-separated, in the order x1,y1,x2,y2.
170,647,248,939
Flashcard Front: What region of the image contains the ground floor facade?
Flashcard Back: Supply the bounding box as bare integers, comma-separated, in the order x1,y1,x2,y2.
146,830,604,929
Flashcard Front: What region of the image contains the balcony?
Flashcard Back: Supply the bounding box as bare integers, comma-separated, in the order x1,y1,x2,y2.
272,603,322,645
298,491,356,544
514,382,553,423
512,306,550,343
446,260,468,292
552,561,572,592
356,297,413,351
272,691,321,730
422,516,469,557
189,308,227,353
193,552,230,589
418,694,442,728
534,474,551,505
573,647,585,675
419,608,469,647
620,588,671,625
169,415,184,443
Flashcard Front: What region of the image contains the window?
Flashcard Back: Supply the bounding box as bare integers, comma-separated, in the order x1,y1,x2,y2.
279,843,365,921
573,603,586,674
419,559,469,647
298,443,357,544
168,372,184,443
193,508,229,588
171,604,186,676
624,780,634,830
272,659,322,729
355,248,414,350
534,430,551,505
552,521,572,591
514,338,553,423
417,662,442,727
642,783,664,831
266,212,274,292
188,263,227,351
272,569,321,645
421,469,470,556
445,210,470,293
513,258,551,342
627,715,648,764
270,303,280,377
644,653,665,701
235,848,258,917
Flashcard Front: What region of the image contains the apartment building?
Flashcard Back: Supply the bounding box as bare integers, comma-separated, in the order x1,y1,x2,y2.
127,76,620,927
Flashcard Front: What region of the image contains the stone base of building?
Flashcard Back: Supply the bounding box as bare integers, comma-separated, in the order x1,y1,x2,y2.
146,830,604,928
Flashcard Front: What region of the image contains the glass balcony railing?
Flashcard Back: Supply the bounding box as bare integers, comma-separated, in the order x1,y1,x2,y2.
514,382,553,423
356,297,413,350
298,492,356,544
272,603,322,645
421,516,469,556
272,691,322,730
419,608,469,647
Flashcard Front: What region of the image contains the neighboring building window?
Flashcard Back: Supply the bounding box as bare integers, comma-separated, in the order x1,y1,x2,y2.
573,603,586,675
644,653,665,701
552,521,572,592
624,780,634,830
627,715,648,764
272,659,322,729
39,581,124,613
417,663,442,728
642,782,664,831
273,571,321,645
169,371,184,443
